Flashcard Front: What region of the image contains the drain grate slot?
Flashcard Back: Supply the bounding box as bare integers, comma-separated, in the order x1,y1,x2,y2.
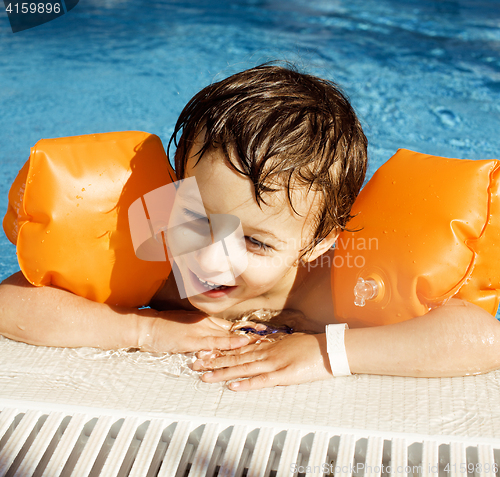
0,407,499,477
0,411,24,455
119,420,157,477
137,421,175,477
218,424,249,477
1,411,42,477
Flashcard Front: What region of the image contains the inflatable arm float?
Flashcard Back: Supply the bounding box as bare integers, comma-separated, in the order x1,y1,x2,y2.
332,149,500,327
3,131,175,307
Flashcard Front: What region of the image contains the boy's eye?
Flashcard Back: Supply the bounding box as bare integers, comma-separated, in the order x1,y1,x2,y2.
182,208,207,222
182,208,273,253
246,236,272,253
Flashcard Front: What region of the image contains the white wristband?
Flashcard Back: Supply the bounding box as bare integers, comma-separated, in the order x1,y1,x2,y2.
326,323,352,376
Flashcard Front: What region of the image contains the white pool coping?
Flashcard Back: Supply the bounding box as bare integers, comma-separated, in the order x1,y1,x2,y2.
0,335,499,444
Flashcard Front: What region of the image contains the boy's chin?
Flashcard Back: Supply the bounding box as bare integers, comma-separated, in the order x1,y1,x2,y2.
187,295,233,314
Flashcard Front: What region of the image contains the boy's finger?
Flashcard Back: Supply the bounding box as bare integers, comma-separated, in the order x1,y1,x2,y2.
197,349,222,359
222,338,269,355
195,339,265,361
231,321,268,332
227,371,282,391
208,316,235,330
200,359,271,382
194,346,264,370
193,353,239,370
234,333,262,345
200,334,251,351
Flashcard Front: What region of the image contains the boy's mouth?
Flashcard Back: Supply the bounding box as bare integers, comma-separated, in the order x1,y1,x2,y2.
197,275,229,290
188,268,236,292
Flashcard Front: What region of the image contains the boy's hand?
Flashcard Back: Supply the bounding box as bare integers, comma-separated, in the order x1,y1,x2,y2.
137,311,255,354
192,333,333,391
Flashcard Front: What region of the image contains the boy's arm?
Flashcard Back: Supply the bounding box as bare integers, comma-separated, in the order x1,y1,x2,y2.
344,298,500,377
195,298,500,390
0,272,250,352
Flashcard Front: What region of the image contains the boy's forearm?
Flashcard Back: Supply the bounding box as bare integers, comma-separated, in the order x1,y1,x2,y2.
0,271,153,350
343,299,500,377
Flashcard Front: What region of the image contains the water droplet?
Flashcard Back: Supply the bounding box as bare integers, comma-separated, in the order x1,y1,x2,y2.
46,230,50,234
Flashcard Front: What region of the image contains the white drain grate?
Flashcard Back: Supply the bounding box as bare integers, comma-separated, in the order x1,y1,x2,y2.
0,404,499,477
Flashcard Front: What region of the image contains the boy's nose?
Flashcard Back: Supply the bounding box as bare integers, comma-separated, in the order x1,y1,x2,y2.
193,214,248,278
194,240,231,275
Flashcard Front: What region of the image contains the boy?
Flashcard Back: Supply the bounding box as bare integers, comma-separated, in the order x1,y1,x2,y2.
1,64,499,391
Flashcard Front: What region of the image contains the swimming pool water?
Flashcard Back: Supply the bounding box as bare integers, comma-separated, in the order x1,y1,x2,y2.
1,0,500,314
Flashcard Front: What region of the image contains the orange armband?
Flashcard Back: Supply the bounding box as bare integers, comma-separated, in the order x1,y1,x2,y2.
332,149,500,327
3,131,175,307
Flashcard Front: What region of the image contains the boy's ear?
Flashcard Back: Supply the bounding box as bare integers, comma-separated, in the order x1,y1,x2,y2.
302,229,339,263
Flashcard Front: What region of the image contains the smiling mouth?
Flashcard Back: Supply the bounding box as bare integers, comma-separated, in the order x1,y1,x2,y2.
191,270,232,291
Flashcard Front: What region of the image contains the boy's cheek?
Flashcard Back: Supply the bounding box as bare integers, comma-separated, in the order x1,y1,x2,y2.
240,265,287,289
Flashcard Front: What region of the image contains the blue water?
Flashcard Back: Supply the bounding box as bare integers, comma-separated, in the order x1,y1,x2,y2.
1,0,500,302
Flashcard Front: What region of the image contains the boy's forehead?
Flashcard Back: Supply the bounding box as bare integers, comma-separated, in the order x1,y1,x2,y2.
184,142,320,238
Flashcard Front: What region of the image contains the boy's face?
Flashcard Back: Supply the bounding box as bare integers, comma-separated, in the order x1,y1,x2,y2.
171,134,323,316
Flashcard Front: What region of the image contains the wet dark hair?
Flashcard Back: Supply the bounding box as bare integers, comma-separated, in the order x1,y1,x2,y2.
168,63,368,260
